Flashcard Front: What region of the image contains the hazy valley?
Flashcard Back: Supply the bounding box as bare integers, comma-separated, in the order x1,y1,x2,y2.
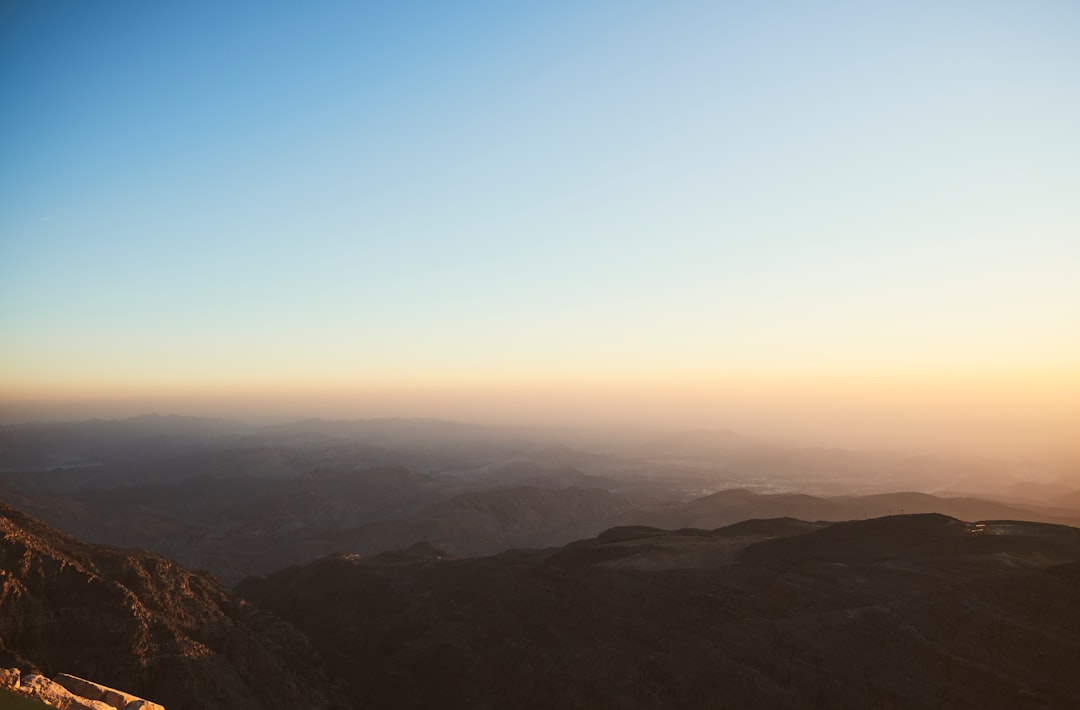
2,416,1079,708
3,416,1078,585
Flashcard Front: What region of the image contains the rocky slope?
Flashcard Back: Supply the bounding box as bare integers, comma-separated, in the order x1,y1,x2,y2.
0,503,349,710
239,514,1080,710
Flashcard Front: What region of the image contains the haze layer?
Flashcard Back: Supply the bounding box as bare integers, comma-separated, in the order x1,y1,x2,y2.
2,1,1077,456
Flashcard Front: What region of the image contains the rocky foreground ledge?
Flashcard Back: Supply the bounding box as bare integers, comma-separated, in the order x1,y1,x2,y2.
0,501,350,710
1,668,163,710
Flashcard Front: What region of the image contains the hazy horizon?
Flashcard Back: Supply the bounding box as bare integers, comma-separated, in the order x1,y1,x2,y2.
2,370,1077,461
3,2,1078,463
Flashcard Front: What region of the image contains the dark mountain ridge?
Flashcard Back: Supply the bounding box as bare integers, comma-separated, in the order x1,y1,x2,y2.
240,513,1080,710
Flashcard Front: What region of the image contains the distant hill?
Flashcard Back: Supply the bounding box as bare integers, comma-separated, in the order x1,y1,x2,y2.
0,461,635,584
336,485,636,558
630,488,1080,530
3,417,1076,589
239,514,1080,709
0,415,242,471
5,495,1080,709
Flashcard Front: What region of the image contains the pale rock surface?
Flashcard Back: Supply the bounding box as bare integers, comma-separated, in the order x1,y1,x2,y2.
53,674,163,710
20,674,115,710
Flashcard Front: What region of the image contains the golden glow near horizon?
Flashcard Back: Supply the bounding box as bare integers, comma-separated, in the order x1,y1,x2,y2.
2,2,1078,459
3,364,1078,459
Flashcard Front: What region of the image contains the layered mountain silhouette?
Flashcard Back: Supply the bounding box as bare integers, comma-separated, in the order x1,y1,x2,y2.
2,462,640,584
4,417,1080,708
7,455,1078,586
4,417,1078,589
627,487,1080,530
239,514,1080,710
4,486,1080,709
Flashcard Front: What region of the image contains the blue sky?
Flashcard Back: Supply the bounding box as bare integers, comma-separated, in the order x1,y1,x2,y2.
1,1,1078,449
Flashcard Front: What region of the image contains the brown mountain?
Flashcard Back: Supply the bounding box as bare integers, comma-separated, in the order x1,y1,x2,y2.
239,514,1080,710
631,488,1080,530
2,474,632,585
0,502,349,710
334,485,636,559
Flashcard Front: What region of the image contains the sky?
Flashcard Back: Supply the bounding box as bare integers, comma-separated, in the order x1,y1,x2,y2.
1,1,1078,455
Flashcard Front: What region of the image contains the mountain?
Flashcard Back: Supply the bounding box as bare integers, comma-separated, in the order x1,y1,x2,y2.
0,416,242,471
631,488,1080,530
0,502,349,710
239,514,1080,710
1,466,632,584
0,463,449,585
5,416,1076,590
334,485,636,558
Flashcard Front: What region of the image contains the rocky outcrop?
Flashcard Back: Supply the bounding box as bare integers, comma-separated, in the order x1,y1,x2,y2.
0,666,20,688
0,669,163,710
53,675,163,710
18,675,113,710
0,503,349,710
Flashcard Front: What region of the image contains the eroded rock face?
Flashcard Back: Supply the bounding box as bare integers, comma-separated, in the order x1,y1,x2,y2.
53,674,163,710
0,666,21,688
0,503,349,710
20,674,114,710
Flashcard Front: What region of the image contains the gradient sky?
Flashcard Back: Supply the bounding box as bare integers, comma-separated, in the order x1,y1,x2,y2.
1,1,1078,454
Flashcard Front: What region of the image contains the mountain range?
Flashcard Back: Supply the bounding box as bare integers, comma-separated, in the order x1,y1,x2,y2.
238,514,1080,709
2,416,1079,708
